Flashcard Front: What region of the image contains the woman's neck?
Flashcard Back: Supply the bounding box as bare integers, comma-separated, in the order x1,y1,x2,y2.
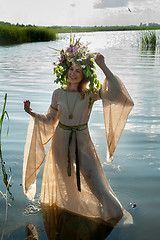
66,83,79,91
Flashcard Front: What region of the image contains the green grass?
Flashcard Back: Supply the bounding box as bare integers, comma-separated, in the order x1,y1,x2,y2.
139,31,159,50
0,24,57,45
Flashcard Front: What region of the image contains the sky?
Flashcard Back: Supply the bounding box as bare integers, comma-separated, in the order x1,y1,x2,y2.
0,0,160,27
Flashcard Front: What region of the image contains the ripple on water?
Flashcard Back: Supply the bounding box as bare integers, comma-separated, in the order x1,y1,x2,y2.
23,196,41,215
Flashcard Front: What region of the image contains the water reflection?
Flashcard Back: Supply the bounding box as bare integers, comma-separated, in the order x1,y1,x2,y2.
26,204,114,240
139,48,160,67
26,224,39,240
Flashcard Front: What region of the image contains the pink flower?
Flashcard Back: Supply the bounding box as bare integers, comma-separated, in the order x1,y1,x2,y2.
72,46,79,56
59,50,65,63
66,45,79,56
66,45,73,54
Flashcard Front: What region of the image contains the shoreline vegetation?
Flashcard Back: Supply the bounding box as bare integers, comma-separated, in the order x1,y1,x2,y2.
139,31,159,50
0,23,56,45
0,21,160,45
52,25,160,33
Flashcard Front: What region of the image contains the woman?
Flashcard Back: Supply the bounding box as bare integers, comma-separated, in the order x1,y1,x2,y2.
23,38,134,238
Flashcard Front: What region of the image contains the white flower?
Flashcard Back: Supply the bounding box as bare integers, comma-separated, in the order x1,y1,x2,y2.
81,65,86,69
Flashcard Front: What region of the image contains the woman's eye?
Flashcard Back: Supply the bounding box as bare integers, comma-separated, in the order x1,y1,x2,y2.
77,70,81,73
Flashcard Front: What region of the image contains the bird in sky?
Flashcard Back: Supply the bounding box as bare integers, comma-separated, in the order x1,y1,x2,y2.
128,7,132,13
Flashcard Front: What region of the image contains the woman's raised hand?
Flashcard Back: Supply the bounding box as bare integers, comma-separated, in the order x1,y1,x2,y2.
24,100,32,114
95,52,114,80
95,53,105,68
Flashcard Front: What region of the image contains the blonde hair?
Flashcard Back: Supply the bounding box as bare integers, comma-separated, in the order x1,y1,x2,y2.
78,77,88,99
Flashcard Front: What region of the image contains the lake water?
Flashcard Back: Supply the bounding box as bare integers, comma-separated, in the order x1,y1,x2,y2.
0,30,160,239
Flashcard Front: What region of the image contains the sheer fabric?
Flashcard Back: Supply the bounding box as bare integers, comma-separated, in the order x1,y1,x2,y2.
101,75,134,161
23,75,134,227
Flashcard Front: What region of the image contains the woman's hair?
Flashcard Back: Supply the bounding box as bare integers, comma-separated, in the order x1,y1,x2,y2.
78,77,88,99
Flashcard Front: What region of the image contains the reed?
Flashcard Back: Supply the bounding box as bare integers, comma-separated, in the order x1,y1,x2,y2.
0,94,12,240
0,93,9,145
0,24,57,45
140,31,158,50
0,94,14,201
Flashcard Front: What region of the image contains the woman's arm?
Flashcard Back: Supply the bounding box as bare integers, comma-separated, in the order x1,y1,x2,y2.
24,92,58,124
95,53,121,92
24,100,36,117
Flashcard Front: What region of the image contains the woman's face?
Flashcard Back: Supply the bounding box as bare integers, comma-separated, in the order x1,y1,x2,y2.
67,64,83,85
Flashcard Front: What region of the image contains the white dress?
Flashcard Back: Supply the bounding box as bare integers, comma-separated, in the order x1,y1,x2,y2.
23,75,134,239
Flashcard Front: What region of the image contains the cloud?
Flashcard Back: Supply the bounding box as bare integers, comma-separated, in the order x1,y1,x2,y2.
70,3,76,7
1,0,160,27
94,0,131,8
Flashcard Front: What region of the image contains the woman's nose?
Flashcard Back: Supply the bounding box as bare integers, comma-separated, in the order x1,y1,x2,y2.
71,70,76,75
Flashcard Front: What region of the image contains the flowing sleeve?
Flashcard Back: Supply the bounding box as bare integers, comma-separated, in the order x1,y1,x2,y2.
100,75,134,162
23,90,59,200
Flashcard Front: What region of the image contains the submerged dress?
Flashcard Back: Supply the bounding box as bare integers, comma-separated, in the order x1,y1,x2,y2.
23,75,134,232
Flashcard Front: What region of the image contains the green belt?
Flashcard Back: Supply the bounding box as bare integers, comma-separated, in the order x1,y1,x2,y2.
58,122,88,192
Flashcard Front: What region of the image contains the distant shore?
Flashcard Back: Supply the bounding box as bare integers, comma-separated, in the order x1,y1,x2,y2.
51,25,160,33
0,22,160,45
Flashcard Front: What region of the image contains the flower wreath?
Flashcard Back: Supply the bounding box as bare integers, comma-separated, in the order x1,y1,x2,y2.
53,36,102,107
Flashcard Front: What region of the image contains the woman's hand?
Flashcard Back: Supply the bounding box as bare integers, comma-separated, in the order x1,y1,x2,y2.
95,53,105,68
95,52,115,81
24,100,32,114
